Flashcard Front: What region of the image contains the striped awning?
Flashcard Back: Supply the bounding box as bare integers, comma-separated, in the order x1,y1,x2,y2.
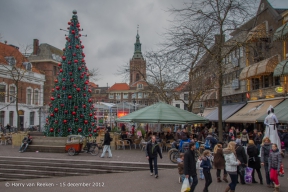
246,21,268,42
239,54,280,80
273,59,288,77
273,23,288,42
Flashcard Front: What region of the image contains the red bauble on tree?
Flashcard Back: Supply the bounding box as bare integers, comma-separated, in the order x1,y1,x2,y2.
73,84,77,88
62,78,66,81
63,119,67,124
58,63,62,67
78,128,82,132
93,129,97,133
80,114,84,118
50,128,54,132
88,128,92,132
59,69,63,73
54,79,58,83
68,128,72,132
74,118,79,122
69,46,72,49
74,59,78,63
57,94,60,98
72,111,76,116
54,108,59,113
72,30,75,34
62,56,66,61
89,134,92,137
60,104,64,107
89,113,93,117
50,113,54,117
69,72,73,76
76,88,81,92
68,61,71,65
81,45,84,49
50,97,55,101
84,120,88,124
75,45,80,49
88,98,92,103
64,110,68,114
74,106,78,110
56,86,60,90
51,88,55,92
83,93,86,97
91,123,95,126
82,104,86,108
68,95,72,99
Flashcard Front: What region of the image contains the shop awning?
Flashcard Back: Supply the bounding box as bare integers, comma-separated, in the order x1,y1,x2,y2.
246,21,268,42
205,103,246,122
257,99,288,123
197,108,216,117
239,55,280,80
273,59,288,77
239,66,251,80
273,23,288,42
225,99,283,123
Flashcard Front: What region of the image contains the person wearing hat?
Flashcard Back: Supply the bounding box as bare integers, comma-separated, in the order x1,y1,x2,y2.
264,106,281,150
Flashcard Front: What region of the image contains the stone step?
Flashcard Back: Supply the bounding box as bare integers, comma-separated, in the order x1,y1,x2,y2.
0,173,50,180
25,145,65,153
0,163,131,174
0,156,177,169
0,168,91,177
0,177,21,181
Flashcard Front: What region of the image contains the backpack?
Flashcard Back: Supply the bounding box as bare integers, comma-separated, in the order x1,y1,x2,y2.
204,139,211,149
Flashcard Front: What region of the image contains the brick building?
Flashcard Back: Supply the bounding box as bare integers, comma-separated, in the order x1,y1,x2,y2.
28,39,63,106
0,42,45,129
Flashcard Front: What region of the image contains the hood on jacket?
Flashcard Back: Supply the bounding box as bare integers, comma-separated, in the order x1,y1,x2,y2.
223,148,234,154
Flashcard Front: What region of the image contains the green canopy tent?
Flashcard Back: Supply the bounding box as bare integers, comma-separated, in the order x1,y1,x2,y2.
116,102,208,124
257,99,288,123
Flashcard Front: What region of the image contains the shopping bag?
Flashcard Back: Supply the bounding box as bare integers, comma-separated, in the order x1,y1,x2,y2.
244,167,253,184
279,163,284,177
181,178,190,192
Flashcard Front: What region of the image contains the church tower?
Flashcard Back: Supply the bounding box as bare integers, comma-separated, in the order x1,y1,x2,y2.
129,28,146,86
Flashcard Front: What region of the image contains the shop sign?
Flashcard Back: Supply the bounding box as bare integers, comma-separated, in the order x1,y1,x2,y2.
275,87,284,93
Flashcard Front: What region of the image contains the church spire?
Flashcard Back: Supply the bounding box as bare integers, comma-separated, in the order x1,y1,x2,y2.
133,25,143,59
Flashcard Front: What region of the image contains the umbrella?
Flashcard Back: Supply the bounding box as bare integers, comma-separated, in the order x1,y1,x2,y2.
116,102,208,124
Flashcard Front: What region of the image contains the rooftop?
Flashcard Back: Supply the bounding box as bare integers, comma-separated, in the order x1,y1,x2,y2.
108,83,130,91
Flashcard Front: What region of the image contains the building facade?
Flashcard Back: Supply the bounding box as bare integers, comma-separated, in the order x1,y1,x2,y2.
0,42,45,129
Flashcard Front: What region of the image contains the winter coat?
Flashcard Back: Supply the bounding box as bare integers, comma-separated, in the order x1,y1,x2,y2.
254,134,262,145
223,148,239,172
205,135,218,150
260,143,272,164
145,141,162,159
200,156,212,170
268,149,282,172
103,132,111,145
184,149,197,176
240,133,249,142
235,144,247,164
213,148,225,169
177,158,184,175
247,144,261,169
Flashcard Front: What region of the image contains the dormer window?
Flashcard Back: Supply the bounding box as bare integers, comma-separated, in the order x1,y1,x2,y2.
5,57,16,66
137,84,143,89
23,62,32,71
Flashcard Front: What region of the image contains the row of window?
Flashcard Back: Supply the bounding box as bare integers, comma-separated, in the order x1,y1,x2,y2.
0,111,35,126
251,74,280,90
109,92,149,100
0,84,40,105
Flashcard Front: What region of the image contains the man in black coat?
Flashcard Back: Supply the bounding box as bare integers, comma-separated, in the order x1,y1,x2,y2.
146,135,162,178
235,139,247,184
100,128,112,158
184,142,198,192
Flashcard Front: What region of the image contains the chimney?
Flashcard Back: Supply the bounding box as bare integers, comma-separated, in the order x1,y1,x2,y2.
33,39,39,55
214,35,225,45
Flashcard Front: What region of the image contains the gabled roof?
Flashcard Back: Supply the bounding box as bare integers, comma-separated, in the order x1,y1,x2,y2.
109,83,130,91
174,81,188,92
89,82,98,88
0,42,41,74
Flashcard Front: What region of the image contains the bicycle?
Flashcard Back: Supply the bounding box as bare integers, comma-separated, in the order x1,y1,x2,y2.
83,138,103,156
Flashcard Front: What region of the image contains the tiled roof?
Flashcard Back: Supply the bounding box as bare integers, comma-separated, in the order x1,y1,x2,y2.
174,81,188,92
109,83,130,91
89,82,98,88
0,42,41,74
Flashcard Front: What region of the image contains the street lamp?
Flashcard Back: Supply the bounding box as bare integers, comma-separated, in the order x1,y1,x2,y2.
133,98,136,112
199,104,204,117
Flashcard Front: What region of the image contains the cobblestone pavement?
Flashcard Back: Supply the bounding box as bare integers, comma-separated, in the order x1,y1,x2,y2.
0,145,288,192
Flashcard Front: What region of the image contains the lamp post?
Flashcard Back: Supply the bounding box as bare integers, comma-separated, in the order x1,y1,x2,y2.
133,98,136,112
200,104,204,117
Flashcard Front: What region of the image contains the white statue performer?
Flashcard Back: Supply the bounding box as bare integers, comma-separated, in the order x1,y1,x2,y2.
264,105,281,149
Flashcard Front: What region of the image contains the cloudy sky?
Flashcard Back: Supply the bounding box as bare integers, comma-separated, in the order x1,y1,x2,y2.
0,0,287,87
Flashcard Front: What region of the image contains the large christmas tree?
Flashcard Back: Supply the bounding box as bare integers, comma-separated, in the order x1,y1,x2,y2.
45,10,97,137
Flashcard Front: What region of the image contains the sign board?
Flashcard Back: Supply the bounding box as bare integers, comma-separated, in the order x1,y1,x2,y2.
275,87,284,93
